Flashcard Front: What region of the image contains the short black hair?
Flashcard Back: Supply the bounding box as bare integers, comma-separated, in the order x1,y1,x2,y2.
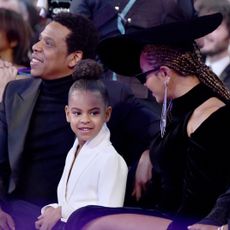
53,12,99,59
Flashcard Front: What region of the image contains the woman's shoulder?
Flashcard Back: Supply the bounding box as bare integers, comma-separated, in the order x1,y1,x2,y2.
187,97,228,136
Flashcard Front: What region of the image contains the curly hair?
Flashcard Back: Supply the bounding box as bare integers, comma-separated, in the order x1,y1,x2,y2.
69,59,109,106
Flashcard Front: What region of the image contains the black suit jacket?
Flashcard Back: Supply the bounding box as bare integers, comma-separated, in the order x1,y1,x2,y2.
0,77,159,200
220,63,230,90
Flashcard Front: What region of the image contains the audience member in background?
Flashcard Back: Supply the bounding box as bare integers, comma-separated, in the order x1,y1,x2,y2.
20,0,45,46
34,59,128,230
0,12,159,230
0,59,17,101
194,0,230,89
0,0,44,53
0,8,32,100
0,8,31,69
65,11,230,230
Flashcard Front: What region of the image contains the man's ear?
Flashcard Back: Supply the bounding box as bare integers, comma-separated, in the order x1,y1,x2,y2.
68,51,83,68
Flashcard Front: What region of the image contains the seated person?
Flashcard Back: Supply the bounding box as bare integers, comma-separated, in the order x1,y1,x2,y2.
0,8,32,100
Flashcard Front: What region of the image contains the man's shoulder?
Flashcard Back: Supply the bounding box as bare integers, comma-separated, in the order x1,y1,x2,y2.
6,77,40,90
3,77,41,101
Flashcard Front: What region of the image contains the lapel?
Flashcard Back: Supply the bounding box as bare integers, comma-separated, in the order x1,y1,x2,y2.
220,64,230,82
62,124,110,201
8,78,42,177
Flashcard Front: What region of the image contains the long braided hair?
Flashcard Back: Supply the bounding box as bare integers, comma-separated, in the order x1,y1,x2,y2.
142,43,230,100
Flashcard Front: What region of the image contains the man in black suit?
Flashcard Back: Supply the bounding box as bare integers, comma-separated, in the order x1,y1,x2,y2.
195,0,230,90
0,12,159,229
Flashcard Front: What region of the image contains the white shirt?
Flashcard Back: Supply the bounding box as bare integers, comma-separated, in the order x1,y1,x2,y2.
206,55,230,78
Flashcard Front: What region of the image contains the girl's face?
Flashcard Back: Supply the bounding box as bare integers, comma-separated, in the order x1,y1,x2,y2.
65,89,111,147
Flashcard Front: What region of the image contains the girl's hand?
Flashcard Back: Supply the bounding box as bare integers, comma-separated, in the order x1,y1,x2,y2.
35,206,61,230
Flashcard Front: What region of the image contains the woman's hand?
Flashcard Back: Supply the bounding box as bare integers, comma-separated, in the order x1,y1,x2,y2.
132,150,153,201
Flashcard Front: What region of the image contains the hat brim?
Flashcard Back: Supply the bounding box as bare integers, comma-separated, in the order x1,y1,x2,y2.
97,13,223,76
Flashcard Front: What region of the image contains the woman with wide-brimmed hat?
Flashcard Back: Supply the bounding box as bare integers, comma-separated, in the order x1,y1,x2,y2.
65,3,230,230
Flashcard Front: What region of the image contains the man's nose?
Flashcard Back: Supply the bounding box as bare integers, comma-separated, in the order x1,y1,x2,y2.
32,40,42,52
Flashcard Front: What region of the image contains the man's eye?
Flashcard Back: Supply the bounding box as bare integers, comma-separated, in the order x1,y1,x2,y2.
45,41,53,47
44,39,54,47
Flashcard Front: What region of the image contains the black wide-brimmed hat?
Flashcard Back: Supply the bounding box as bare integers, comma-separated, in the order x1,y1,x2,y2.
97,12,222,76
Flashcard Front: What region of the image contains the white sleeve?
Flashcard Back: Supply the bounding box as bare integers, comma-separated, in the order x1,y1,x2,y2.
98,152,128,207
40,203,59,214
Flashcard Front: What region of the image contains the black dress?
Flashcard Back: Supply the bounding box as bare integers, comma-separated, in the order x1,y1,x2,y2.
65,83,230,230
149,83,230,220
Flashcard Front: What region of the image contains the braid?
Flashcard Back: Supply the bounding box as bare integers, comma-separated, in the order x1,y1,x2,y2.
143,44,230,100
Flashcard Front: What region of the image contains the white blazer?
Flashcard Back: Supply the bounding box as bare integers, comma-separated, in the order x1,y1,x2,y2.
42,124,128,222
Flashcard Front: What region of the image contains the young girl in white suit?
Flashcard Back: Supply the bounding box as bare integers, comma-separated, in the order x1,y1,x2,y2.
35,59,128,230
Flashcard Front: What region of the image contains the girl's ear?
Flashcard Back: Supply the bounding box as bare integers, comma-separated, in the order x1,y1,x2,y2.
65,105,70,122
68,51,83,68
105,106,112,122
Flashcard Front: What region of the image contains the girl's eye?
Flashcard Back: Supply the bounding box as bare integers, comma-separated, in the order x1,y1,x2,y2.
72,111,80,116
90,111,100,116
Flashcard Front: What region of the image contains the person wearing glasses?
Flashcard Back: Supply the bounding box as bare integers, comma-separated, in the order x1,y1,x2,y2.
65,9,230,230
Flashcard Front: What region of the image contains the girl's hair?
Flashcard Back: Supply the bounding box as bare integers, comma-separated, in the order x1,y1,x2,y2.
0,8,31,67
142,43,230,100
70,59,110,106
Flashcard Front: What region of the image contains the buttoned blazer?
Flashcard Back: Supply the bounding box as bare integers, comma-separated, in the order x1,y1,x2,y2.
42,124,128,221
